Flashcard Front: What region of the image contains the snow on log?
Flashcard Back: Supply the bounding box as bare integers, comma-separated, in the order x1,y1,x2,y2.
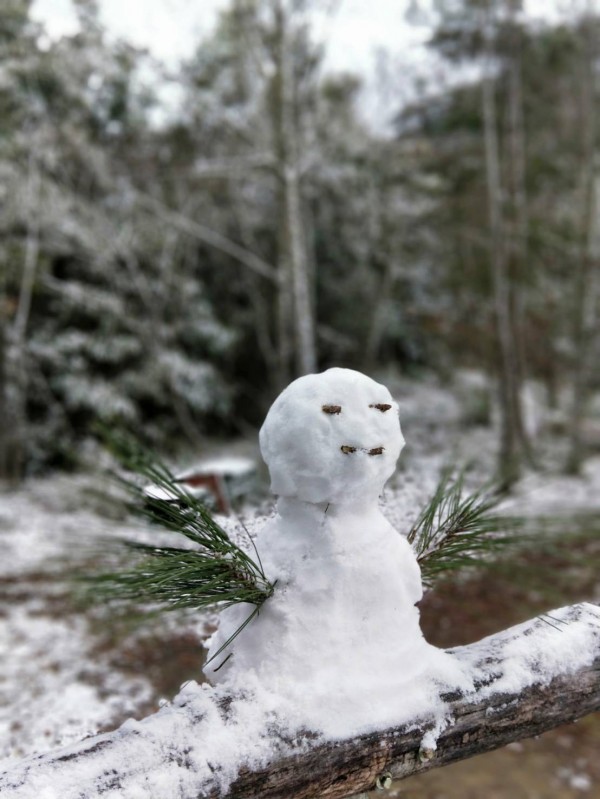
1,603,599,799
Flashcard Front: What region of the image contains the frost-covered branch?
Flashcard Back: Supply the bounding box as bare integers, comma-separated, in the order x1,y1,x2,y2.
1,603,598,799
135,193,278,283
192,153,276,178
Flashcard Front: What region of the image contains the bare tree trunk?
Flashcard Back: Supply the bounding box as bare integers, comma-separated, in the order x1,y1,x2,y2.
363,175,399,369
272,0,317,382
566,179,599,474
286,161,316,374
230,184,280,381
566,10,599,474
364,261,395,368
481,12,529,488
506,6,535,464
482,67,518,485
7,156,41,480
0,312,10,481
272,3,294,390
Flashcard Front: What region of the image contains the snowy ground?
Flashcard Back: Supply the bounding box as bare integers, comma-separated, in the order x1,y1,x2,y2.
0,476,212,766
1,374,600,783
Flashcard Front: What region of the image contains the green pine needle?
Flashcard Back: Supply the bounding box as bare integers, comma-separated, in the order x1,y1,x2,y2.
90,430,275,659
407,468,522,586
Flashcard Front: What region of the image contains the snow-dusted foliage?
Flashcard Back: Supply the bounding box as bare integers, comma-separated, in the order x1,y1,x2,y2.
3,0,600,481
0,2,234,473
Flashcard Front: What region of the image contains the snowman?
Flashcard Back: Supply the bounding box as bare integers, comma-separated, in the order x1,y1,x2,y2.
204,368,469,736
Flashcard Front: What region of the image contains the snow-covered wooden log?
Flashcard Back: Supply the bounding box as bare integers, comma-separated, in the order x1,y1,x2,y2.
1,603,599,799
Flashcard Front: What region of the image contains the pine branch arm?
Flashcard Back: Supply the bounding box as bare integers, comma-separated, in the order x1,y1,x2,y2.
1,603,599,799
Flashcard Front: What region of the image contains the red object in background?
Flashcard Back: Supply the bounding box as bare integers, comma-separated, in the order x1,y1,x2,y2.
146,456,256,515
175,473,229,515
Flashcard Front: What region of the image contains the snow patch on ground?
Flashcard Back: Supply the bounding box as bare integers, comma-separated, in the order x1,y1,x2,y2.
0,606,151,765
503,457,600,517
0,476,205,767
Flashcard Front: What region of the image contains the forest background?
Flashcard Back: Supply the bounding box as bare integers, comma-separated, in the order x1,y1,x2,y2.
2,2,600,795
2,0,599,487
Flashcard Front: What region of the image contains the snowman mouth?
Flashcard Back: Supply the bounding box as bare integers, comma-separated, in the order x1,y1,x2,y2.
340,445,385,456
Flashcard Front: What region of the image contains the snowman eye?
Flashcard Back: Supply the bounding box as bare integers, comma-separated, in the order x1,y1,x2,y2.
370,403,392,412
322,404,342,415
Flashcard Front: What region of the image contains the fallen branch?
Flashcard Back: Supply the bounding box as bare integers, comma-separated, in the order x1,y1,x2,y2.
1,603,599,799
135,193,278,283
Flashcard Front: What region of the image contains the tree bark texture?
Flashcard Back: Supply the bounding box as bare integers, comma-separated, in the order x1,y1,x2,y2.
4,155,41,481
0,315,10,479
1,603,598,799
566,12,599,474
505,9,535,466
481,21,531,487
272,0,317,382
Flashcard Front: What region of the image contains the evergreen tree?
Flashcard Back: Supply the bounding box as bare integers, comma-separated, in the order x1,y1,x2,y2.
0,1,234,473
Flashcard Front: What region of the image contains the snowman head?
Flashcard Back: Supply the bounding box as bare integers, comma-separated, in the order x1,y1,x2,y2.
259,368,404,505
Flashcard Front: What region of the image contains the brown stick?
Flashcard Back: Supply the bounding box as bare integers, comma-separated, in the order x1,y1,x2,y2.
1,604,599,799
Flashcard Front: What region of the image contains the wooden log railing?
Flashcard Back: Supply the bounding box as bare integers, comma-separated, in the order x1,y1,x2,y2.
1,602,599,799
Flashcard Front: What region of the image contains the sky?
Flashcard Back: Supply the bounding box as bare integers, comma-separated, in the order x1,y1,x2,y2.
31,0,577,71
31,0,434,129
32,0,433,74
33,0,226,66
31,0,578,130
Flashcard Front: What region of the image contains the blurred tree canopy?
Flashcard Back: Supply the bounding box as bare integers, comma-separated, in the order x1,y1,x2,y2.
0,0,599,482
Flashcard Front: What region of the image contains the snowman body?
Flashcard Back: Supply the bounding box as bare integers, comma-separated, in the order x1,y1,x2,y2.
204,369,466,734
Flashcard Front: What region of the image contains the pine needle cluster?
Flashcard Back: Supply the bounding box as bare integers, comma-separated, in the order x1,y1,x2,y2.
93,432,275,655
407,469,521,586
91,433,521,658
